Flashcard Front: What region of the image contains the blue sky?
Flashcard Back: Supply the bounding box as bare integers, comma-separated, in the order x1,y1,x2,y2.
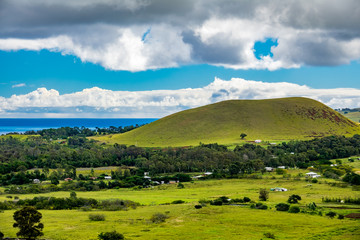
2,49,360,98
1,0,360,118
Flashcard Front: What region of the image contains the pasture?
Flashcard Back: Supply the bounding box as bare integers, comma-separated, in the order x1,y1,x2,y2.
1,175,359,239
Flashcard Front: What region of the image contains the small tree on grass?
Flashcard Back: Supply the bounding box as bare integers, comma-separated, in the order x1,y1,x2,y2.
13,206,44,240
98,231,124,240
240,133,247,139
287,194,301,204
259,188,269,201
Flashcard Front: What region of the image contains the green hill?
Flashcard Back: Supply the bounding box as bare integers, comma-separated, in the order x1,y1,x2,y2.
94,97,360,147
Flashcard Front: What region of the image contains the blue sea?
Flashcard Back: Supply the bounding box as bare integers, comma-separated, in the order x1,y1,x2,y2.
0,118,157,135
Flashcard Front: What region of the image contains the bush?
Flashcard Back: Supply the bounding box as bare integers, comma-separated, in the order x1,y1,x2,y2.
194,205,202,209
276,168,287,175
171,200,185,204
98,231,124,240
275,203,290,211
307,202,317,211
288,205,300,213
243,197,251,203
250,202,268,210
89,214,105,221
177,182,184,189
326,211,337,218
287,194,302,204
150,213,169,223
259,188,269,201
0,231,4,239
311,178,318,183
338,214,344,219
263,232,275,239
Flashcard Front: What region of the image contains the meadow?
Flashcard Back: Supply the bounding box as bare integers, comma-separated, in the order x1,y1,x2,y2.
1,173,359,239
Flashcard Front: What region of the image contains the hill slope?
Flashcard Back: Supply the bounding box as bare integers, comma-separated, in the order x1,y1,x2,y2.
94,97,360,147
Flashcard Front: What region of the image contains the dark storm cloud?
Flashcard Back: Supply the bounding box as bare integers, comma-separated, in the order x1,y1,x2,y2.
1,0,360,70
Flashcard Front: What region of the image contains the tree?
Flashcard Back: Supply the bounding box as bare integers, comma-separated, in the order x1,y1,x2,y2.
70,191,77,198
287,194,302,204
240,133,247,139
98,231,124,240
13,206,44,239
259,188,269,201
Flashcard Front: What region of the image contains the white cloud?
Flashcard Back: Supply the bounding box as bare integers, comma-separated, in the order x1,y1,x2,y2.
0,1,360,71
12,83,26,88
1,78,360,118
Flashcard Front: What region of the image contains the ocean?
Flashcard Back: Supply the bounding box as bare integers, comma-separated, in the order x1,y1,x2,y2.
0,118,157,135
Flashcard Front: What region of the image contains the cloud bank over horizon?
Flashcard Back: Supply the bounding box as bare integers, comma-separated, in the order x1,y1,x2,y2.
1,78,360,118
1,0,360,71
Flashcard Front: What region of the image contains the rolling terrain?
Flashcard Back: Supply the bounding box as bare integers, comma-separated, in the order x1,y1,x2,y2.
337,108,360,123
94,97,360,147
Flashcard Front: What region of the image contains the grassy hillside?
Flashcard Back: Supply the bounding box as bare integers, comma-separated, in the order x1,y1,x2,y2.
94,97,360,147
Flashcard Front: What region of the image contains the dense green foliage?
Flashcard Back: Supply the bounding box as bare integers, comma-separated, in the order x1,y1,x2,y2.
13,206,44,239
23,125,143,139
98,231,124,240
1,194,139,211
1,135,360,188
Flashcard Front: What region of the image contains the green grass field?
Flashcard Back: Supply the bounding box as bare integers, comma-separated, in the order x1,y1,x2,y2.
92,98,360,147
1,174,359,239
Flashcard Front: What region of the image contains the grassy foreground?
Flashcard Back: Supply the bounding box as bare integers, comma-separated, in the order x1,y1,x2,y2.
93,97,360,147
1,176,359,239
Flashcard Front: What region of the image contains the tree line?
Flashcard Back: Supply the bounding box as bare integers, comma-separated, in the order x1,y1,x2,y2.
1,135,360,181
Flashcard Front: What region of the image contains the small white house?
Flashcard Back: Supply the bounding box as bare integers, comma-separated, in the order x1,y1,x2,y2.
255,140,262,143
204,172,213,176
277,166,286,169
270,187,288,192
144,176,151,180
104,176,112,180
306,172,321,178
33,179,40,184
265,167,273,172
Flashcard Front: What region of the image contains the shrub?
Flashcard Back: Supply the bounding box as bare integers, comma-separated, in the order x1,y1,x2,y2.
0,231,4,239
171,200,185,204
287,194,302,204
89,214,105,221
98,231,124,240
230,198,244,203
250,202,268,210
307,202,317,211
275,203,290,211
288,205,300,213
259,188,269,201
276,168,286,175
326,211,337,218
243,197,251,203
263,232,275,239
177,183,184,189
194,205,202,209
150,213,169,223
338,214,344,219
210,199,223,206
311,178,318,183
